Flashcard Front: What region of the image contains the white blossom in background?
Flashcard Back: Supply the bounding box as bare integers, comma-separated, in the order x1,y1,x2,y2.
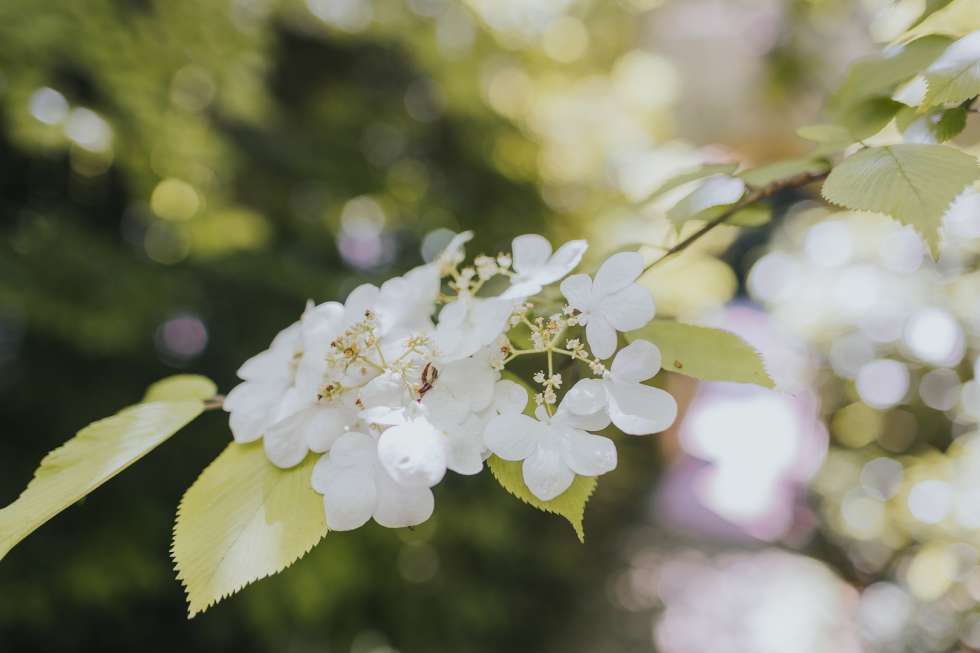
560,251,655,358
225,231,675,529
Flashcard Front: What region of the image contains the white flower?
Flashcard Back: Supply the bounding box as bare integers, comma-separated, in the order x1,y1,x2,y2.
560,251,655,359
312,431,434,531
224,301,346,466
484,383,617,501
434,294,516,361
501,234,588,299
377,415,448,488
564,339,677,435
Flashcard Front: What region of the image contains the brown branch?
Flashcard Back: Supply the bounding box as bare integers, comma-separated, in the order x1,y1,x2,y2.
203,395,225,410
643,169,829,273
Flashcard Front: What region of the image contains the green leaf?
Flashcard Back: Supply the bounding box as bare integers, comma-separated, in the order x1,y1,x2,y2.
739,157,830,188
895,0,980,44
640,163,739,203
837,97,904,140
144,374,218,402
486,455,595,543
667,175,746,228
798,123,854,145
172,443,326,617
822,144,979,257
829,35,952,114
628,320,774,388
897,105,968,142
922,32,980,106
727,203,772,227
0,390,208,560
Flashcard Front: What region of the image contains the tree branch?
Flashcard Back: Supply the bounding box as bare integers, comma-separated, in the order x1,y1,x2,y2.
643,169,829,273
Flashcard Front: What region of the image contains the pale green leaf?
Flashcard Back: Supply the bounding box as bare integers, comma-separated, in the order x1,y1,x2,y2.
922,31,980,105
895,0,980,44
822,144,979,257
798,123,853,145
486,455,595,543
897,105,968,142
739,157,831,188
144,374,218,402
727,203,772,227
830,35,952,113
628,320,774,388
0,398,206,560
640,163,739,203
667,175,746,227
837,97,904,140
173,443,326,617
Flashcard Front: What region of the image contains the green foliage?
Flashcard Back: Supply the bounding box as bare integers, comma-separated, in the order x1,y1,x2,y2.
172,443,326,617
923,51,980,106
739,157,830,188
829,35,951,115
667,175,745,227
897,106,969,142
143,375,218,402
486,455,595,543
0,377,211,560
822,144,979,256
640,163,739,203
836,97,904,140
896,0,980,43
727,204,773,227
628,320,775,388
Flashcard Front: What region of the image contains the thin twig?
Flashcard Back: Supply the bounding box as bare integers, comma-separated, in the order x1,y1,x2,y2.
643,169,829,273
203,395,225,411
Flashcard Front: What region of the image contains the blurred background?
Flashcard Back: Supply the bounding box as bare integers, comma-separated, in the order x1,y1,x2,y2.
2,0,980,651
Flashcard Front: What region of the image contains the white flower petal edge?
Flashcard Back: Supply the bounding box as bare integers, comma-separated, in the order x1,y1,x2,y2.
312,432,434,531
502,234,588,299
560,251,655,359
484,388,616,501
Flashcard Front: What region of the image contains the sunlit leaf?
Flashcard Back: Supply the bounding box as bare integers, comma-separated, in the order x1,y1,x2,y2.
830,36,952,113
895,0,980,44
0,379,211,560
639,163,739,203
897,106,968,142
739,157,830,188
628,320,774,388
144,374,218,402
727,203,772,227
172,443,326,617
822,144,979,257
922,31,980,106
486,455,595,543
667,175,745,227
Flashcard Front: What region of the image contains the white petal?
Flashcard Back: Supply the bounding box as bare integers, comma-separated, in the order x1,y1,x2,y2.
373,471,435,528
223,379,282,414
611,339,662,383
377,418,448,488
607,380,678,435
322,431,377,469
228,406,270,443
686,175,745,214
304,405,354,453
446,426,486,475
343,284,380,324
360,371,407,410
490,380,528,415
560,273,594,311
561,429,617,477
564,408,612,432
599,284,655,332
561,378,607,415
264,410,310,468
594,251,643,295
484,412,539,460
586,316,618,360
237,322,301,380
318,464,377,531
538,239,588,284
512,234,553,274
522,444,575,501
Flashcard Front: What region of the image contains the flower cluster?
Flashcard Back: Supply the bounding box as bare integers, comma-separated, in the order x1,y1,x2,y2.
224,232,677,530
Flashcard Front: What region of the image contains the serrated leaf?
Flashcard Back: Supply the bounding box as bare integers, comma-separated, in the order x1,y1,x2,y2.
830,35,952,114
0,395,206,560
798,123,854,145
922,31,980,106
627,320,774,388
173,443,326,617
838,97,904,140
898,106,968,142
895,0,980,44
640,163,739,203
144,374,218,402
667,175,746,227
739,157,831,188
822,144,979,257
727,203,772,227
486,455,594,543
